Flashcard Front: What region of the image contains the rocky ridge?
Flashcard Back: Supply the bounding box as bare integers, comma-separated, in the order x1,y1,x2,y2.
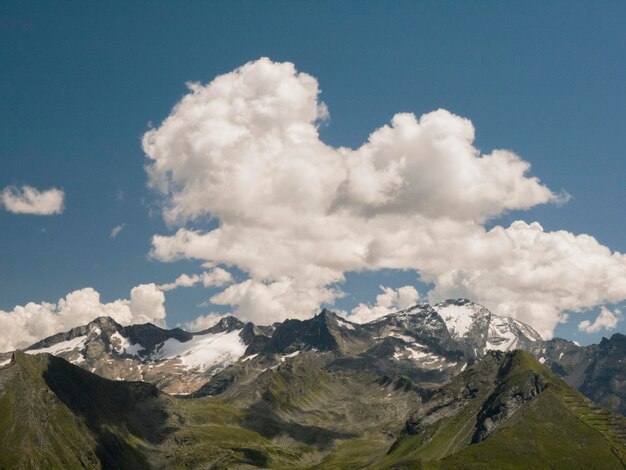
7,298,626,417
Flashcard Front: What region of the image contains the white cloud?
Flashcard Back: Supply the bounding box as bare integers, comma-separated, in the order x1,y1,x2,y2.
183,312,225,332
210,278,340,324
110,224,125,238
143,58,626,338
1,185,65,215
578,307,621,333
0,283,167,352
349,285,420,324
157,268,233,291
129,283,166,322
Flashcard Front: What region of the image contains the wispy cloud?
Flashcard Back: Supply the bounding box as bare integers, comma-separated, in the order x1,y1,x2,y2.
157,268,233,291
110,223,126,238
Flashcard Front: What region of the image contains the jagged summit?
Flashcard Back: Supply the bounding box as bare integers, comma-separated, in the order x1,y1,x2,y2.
196,315,246,334
365,298,542,359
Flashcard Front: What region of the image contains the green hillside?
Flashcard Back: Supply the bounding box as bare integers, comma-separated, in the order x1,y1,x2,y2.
379,350,626,469
0,350,624,469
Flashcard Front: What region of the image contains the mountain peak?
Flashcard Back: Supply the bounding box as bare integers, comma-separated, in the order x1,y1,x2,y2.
197,315,246,334
316,308,341,320
87,316,123,329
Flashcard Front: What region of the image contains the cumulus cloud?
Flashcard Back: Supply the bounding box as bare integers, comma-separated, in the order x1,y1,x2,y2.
110,224,125,238
157,268,232,291
1,185,65,215
349,286,420,324
578,307,621,333
0,283,167,352
210,278,340,324
143,58,626,337
182,312,225,332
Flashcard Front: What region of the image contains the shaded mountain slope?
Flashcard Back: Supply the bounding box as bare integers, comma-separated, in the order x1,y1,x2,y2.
0,352,169,469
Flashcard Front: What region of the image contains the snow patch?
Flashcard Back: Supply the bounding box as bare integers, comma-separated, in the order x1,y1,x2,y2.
110,332,144,356
26,335,88,356
436,304,477,337
156,329,246,371
388,332,416,343
279,350,301,362
336,319,355,330
242,353,259,362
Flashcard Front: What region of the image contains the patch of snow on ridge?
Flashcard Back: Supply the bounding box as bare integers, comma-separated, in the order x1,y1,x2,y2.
242,353,258,362
407,347,429,361
279,350,301,362
0,358,10,367
436,304,476,337
25,335,88,355
336,319,355,330
388,332,416,343
156,329,246,371
110,332,145,356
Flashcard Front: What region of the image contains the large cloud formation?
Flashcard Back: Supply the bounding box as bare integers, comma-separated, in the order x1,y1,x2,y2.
143,58,626,338
0,284,166,352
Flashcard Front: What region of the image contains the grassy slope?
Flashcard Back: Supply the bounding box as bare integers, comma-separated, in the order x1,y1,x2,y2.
0,355,100,469
156,397,313,469
378,351,626,470
1,350,624,469
0,352,161,469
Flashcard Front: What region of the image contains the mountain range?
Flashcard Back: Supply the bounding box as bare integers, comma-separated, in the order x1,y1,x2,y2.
0,298,624,468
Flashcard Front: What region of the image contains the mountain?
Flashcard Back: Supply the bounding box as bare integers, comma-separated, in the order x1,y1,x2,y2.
19,315,252,394
2,348,624,468
382,350,626,469
535,332,626,415
0,351,164,469
9,298,626,418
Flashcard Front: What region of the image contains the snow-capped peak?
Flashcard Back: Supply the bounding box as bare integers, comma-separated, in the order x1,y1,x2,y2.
433,299,490,339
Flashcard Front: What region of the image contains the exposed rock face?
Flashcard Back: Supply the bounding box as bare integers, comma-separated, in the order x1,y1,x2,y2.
471,353,549,442
579,334,626,415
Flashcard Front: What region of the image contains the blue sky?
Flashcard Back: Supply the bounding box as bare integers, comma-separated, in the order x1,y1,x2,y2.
1,1,625,347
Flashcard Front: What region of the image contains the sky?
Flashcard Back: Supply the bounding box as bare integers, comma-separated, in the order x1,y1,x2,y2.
1,1,625,350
